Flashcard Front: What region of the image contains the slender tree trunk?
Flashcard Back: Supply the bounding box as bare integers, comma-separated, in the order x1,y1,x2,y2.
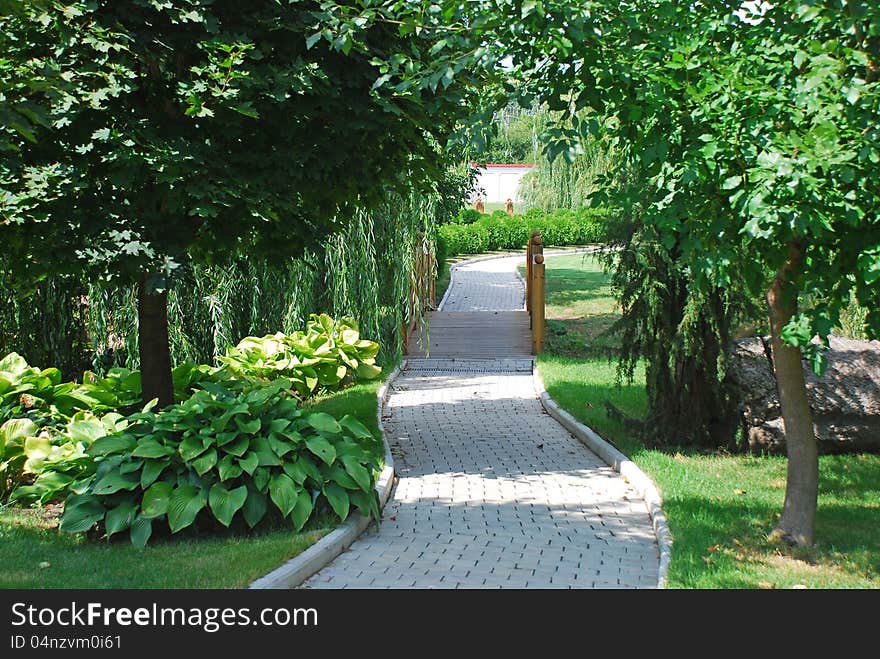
137,273,174,407
766,241,817,546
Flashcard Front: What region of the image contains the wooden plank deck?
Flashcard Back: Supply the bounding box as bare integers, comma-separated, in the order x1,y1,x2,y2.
407,311,532,359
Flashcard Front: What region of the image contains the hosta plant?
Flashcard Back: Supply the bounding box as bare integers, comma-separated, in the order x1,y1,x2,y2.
217,314,381,397
60,377,381,546
8,412,126,505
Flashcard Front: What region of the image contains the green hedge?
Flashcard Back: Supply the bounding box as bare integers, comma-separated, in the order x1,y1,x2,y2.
438,207,610,258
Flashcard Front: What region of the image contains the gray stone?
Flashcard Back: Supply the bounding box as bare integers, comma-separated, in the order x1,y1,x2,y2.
728,335,880,453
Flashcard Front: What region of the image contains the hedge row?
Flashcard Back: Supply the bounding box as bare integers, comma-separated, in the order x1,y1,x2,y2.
437,207,610,259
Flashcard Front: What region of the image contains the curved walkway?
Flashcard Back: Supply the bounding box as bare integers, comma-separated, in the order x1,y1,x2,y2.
303,254,660,588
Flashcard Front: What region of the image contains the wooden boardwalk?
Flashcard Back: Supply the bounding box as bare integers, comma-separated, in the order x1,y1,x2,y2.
407,310,532,359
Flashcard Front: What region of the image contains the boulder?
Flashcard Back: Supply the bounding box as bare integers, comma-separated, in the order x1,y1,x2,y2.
727,335,880,453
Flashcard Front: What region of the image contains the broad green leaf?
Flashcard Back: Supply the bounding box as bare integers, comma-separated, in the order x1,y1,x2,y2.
167,485,207,533
355,362,382,380
92,471,139,495
282,460,308,484
242,488,268,528
60,498,105,533
179,434,208,461
238,452,259,475
66,419,109,444
191,447,218,475
268,433,294,457
105,501,138,537
1,418,38,446
89,433,137,456
141,481,173,518
323,482,350,519
350,489,380,521
289,488,313,530
341,455,372,493
305,435,336,465
208,483,248,527
339,415,373,440
269,473,299,517
139,458,168,489
326,464,358,490
252,436,281,466
130,516,152,548
131,438,175,459
221,435,249,456
218,454,243,481
235,417,261,434
721,175,742,190
305,412,341,434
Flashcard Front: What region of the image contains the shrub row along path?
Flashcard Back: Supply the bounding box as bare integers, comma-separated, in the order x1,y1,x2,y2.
303,253,660,588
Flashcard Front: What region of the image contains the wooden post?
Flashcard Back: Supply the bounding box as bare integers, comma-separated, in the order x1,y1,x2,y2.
527,230,541,315
532,252,545,354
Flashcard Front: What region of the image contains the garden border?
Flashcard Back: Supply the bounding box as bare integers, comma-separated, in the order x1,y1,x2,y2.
248,361,404,589
532,367,672,588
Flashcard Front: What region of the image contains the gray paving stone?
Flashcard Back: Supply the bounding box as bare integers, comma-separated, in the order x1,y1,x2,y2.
301,254,660,589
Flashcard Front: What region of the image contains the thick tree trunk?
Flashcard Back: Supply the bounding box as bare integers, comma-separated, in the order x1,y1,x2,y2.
766,241,817,546
137,274,174,408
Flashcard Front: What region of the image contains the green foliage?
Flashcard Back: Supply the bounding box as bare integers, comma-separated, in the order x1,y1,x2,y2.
0,310,384,506
217,315,381,397
452,208,483,225
0,1,483,287
473,103,542,163
0,411,121,505
519,131,620,212
603,210,757,447
60,378,381,546
0,352,142,427
438,207,610,257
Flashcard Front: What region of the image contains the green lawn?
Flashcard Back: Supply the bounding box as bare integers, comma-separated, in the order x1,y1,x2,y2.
533,253,880,589
0,379,383,589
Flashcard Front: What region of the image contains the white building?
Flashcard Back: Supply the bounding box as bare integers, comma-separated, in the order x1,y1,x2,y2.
471,163,536,204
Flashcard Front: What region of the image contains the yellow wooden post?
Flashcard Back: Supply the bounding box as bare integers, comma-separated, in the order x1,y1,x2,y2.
527,230,541,315
532,253,545,354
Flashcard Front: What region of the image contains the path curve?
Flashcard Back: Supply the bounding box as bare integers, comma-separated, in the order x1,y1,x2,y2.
303,253,660,588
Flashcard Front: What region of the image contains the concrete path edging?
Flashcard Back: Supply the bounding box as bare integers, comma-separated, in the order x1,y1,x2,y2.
532,368,672,589
248,361,404,589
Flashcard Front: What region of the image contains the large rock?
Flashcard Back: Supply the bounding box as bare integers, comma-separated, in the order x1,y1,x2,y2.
727,335,880,453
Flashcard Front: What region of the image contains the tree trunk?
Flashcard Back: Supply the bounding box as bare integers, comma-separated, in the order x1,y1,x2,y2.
137,274,174,408
766,241,817,546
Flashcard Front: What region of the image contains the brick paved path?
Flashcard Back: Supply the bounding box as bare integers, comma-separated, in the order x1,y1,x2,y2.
441,255,525,311
303,255,660,588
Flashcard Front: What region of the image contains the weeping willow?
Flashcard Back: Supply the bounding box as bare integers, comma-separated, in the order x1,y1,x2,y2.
1,187,447,377
0,270,91,377
519,137,619,212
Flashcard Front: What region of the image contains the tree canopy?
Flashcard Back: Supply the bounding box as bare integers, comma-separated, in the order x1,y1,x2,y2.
316,0,880,544
0,0,483,284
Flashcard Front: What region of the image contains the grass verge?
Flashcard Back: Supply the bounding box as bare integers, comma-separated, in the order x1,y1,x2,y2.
0,379,383,589
534,253,880,589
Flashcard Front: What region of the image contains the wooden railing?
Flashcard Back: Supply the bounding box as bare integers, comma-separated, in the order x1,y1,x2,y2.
526,230,545,354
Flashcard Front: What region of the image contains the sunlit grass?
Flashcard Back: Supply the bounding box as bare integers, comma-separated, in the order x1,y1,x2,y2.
536,253,880,589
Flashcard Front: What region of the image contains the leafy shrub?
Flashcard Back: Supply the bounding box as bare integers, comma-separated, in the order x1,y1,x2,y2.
1,352,148,427
217,314,381,397
1,314,385,509
437,206,612,259
60,378,381,546
7,412,122,505
453,208,482,225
